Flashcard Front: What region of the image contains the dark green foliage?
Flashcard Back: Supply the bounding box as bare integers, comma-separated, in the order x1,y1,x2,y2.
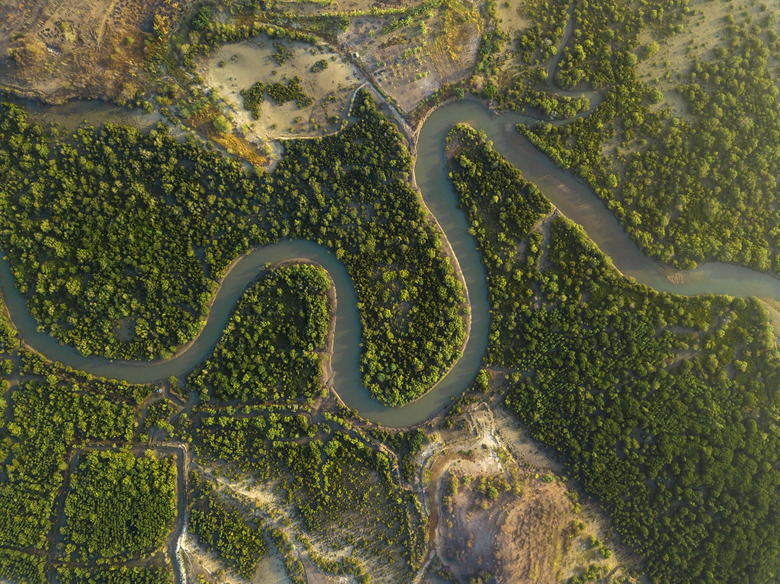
448,127,780,584
188,264,330,403
192,6,214,31
0,90,463,406
0,106,223,360
380,0,442,35
475,29,509,73
190,482,266,579
240,81,265,119
369,427,428,482
266,77,313,108
57,566,172,584
0,548,47,584
515,2,780,273
273,91,465,405
311,59,329,72
142,400,175,432
62,450,177,561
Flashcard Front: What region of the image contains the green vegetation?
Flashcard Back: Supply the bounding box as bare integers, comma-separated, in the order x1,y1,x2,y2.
191,6,214,31
272,41,295,65
0,104,218,360
266,76,314,108
274,91,465,404
190,479,267,579
268,527,306,584
62,450,177,561
57,566,172,584
188,264,330,403
0,311,156,582
142,400,175,434
0,549,46,584
369,427,427,482
311,58,329,72
0,89,464,406
447,126,780,584
194,405,427,576
510,0,780,273
0,376,136,552
240,81,265,119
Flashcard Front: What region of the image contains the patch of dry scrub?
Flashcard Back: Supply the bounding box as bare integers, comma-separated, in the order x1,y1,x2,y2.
0,0,184,102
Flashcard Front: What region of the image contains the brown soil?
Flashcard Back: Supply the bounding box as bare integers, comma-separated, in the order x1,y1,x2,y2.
421,396,645,584
635,0,780,119
200,35,363,142
0,0,180,103
438,476,578,584
274,0,429,18
340,0,482,113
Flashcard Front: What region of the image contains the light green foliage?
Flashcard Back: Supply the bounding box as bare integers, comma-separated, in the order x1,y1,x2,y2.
62,450,177,561
0,377,135,552
0,548,47,584
213,114,232,132
195,407,426,575
57,566,173,584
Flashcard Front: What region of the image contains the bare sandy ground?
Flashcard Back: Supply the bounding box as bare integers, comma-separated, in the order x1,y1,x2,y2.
201,35,364,143
418,395,646,584
636,0,780,119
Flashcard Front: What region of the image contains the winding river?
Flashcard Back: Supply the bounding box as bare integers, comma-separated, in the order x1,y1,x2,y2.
3,99,780,427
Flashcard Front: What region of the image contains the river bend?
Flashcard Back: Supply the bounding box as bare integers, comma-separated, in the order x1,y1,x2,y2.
3,100,780,427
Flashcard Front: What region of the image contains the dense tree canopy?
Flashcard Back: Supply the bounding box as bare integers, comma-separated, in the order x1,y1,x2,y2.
447,126,780,584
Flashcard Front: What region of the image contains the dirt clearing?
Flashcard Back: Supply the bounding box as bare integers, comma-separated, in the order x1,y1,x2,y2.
420,395,645,583
0,0,182,102
340,0,482,113
201,35,363,142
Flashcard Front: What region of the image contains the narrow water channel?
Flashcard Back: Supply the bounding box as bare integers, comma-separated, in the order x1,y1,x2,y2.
2,99,780,428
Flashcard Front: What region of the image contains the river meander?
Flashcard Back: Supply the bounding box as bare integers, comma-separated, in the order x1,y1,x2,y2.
2,99,780,427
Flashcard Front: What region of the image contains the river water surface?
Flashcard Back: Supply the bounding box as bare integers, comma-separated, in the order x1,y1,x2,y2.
2,99,780,428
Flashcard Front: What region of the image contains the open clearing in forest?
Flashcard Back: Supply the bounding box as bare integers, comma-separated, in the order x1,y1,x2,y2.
420,397,645,584
181,531,291,584
273,0,429,18
201,35,363,142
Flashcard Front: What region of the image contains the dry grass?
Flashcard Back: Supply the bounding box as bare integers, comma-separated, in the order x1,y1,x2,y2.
0,0,185,102
422,395,646,584
341,0,482,113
